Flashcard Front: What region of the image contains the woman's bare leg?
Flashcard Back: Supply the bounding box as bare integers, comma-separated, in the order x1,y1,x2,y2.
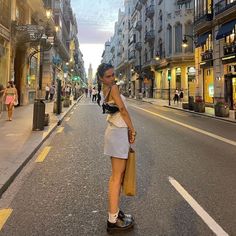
108,157,126,214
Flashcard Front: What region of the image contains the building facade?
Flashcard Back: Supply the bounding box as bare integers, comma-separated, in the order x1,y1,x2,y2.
194,0,236,111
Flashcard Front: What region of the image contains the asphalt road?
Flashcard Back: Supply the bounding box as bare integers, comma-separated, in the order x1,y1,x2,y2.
0,97,235,236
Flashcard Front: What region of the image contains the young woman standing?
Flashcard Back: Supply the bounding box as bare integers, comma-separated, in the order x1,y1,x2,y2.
3,81,18,121
97,63,136,233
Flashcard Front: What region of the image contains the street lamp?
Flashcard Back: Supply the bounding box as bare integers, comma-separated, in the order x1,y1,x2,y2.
155,52,160,61
182,34,194,48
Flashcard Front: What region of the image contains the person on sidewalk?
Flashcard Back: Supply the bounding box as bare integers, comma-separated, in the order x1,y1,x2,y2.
49,84,55,101
174,88,179,104
45,84,50,100
179,89,184,103
0,83,4,118
3,81,18,121
97,63,136,233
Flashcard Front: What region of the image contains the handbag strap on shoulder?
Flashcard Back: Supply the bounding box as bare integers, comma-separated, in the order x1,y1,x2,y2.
104,83,115,102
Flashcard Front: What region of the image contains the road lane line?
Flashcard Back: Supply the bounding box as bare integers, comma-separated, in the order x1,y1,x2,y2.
65,117,71,122
0,209,13,231
57,127,64,133
35,146,52,163
131,105,236,147
70,111,74,115
168,177,229,236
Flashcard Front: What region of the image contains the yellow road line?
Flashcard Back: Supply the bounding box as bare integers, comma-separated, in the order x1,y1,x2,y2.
57,127,64,133
35,146,52,163
131,105,236,147
0,209,13,231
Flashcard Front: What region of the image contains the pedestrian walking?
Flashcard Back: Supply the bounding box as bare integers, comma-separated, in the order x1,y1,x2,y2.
85,88,88,98
3,81,18,121
92,87,97,102
45,84,50,100
174,88,179,104
179,88,184,103
0,83,4,118
97,63,136,233
49,84,55,101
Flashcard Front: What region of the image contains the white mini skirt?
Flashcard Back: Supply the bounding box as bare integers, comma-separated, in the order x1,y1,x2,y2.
104,123,129,159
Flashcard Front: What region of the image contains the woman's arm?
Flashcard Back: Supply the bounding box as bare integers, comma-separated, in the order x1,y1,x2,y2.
111,85,136,143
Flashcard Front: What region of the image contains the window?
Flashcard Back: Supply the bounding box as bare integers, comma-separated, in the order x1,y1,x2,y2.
185,22,193,52
202,33,213,51
145,48,148,62
225,26,236,44
167,25,172,55
175,23,182,53
0,0,11,28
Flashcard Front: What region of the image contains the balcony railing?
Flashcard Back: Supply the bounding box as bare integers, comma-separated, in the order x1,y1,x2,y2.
201,50,213,61
128,50,136,60
215,0,236,15
135,21,142,31
140,0,147,4
135,1,142,11
194,13,213,24
145,30,155,42
135,42,142,51
146,5,155,18
224,43,236,56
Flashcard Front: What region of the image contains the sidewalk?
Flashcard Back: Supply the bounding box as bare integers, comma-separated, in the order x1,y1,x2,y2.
140,97,236,124
0,96,82,197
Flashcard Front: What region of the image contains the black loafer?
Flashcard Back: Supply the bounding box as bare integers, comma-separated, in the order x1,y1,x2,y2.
107,217,134,234
118,210,134,221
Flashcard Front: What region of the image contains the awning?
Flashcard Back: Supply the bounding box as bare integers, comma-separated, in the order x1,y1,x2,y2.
196,32,211,47
216,19,236,40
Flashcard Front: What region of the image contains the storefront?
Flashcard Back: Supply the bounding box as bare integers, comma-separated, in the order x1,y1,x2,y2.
200,50,214,104
224,64,236,110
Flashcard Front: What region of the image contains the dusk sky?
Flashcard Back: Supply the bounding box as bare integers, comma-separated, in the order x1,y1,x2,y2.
71,0,124,76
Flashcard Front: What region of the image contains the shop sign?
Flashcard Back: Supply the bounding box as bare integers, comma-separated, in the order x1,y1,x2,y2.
208,84,214,97
188,67,196,75
176,67,181,75
202,51,213,61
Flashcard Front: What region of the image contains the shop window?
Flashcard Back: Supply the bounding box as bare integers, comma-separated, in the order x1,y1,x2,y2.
202,33,213,52
176,67,181,89
225,26,236,45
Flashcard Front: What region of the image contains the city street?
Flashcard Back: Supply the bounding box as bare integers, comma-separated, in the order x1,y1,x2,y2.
0,97,235,236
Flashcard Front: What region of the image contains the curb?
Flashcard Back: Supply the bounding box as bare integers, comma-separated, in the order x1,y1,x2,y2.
0,94,84,198
163,105,236,124
128,98,236,124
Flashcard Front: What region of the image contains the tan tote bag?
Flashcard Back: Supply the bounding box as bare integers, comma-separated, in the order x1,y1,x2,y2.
122,148,136,196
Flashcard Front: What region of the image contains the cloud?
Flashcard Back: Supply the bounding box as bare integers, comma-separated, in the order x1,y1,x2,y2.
71,0,124,43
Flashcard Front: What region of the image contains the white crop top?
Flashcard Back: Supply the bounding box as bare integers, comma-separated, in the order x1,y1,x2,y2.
106,94,128,128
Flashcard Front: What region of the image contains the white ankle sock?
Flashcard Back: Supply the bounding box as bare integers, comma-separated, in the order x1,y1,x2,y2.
108,211,119,223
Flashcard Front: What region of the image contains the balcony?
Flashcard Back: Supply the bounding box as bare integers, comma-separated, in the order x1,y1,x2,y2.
215,0,236,15
195,13,213,24
140,0,147,4
224,43,236,56
135,42,142,51
128,50,136,60
146,5,155,18
135,1,142,11
135,21,142,31
145,30,155,42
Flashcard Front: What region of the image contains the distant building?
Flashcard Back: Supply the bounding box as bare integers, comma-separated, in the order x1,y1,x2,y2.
88,64,93,88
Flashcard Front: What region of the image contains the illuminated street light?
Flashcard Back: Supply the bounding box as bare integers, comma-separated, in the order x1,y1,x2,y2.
155,52,160,60
46,9,52,19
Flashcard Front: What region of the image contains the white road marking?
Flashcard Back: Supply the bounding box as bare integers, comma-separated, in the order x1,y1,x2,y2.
70,112,74,115
65,117,71,122
131,105,236,147
168,177,229,236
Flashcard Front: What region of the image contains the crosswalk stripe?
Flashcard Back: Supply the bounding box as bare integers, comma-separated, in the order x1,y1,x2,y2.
35,146,52,163
0,209,13,231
